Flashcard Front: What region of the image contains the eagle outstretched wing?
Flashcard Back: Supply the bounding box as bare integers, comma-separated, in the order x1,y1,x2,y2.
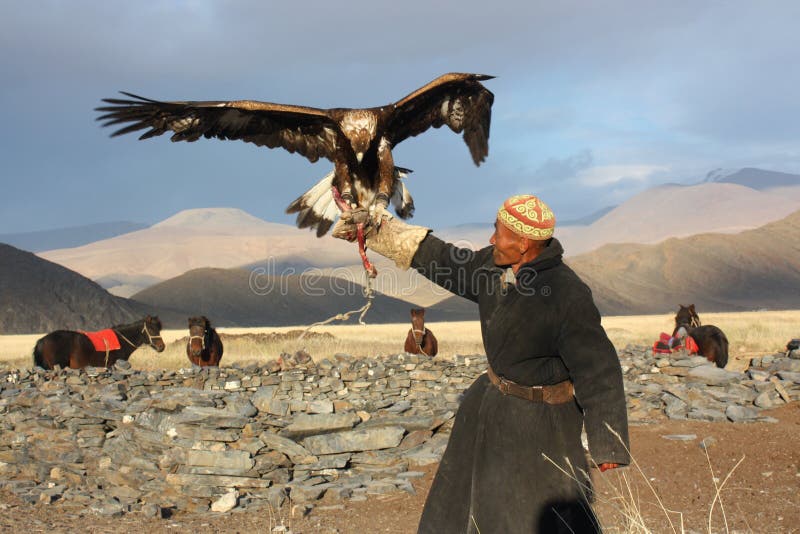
388,73,494,165
96,93,342,164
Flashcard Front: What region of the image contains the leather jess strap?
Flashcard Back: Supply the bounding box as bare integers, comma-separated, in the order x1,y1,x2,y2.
486,366,574,404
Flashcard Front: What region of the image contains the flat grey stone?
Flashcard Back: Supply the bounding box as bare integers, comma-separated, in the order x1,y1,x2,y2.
777,371,800,383
168,425,240,442
687,408,727,422
289,484,326,503
661,434,697,441
251,386,278,412
164,449,255,473
259,431,316,463
687,366,740,386
90,500,125,517
306,400,334,414
726,405,759,422
302,426,405,455
772,359,800,372
165,473,272,488
754,391,775,408
279,413,360,439
672,356,712,368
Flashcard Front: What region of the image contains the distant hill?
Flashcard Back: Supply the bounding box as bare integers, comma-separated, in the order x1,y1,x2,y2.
557,182,800,255
427,295,479,320
704,167,800,190
95,273,165,298
558,205,616,226
567,209,800,315
0,243,144,334
130,267,478,326
39,208,358,295
0,221,147,252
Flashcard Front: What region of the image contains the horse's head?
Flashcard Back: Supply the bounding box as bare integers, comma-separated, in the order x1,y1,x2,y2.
675,304,701,331
187,316,207,357
410,308,426,344
144,315,166,352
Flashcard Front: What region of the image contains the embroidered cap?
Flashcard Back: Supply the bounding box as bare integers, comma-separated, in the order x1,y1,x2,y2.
497,194,555,240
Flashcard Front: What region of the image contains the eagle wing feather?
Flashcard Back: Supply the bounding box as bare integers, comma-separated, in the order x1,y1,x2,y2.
96,93,342,164
388,73,494,165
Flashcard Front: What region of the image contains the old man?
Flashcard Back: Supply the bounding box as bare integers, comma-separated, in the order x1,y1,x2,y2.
334,194,629,533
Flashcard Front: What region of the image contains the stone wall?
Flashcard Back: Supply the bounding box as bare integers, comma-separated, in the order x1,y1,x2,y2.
0,352,480,516
0,347,798,517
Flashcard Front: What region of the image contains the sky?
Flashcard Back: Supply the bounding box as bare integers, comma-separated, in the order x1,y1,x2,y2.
1,1,799,233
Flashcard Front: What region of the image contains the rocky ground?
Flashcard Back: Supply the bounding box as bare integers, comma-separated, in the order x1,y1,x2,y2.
1,346,798,533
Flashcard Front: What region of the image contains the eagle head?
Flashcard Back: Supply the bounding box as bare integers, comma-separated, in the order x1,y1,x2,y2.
341,111,377,162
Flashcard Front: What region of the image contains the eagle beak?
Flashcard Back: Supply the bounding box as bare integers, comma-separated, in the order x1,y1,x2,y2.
356,152,364,163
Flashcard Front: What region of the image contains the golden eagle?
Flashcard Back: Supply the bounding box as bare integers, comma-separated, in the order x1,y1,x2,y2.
97,73,494,273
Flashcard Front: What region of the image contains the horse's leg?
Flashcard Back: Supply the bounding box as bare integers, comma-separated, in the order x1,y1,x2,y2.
404,331,417,354
70,335,94,369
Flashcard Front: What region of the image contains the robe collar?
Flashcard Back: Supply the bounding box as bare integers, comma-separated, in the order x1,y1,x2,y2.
513,238,564,289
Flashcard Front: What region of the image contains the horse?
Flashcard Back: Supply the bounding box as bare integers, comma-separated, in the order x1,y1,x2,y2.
32,315,166,370
186,316,223,367
404,308,438,357
672,305,729,368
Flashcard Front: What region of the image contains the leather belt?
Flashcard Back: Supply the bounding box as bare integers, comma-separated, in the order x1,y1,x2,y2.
486,366,574,404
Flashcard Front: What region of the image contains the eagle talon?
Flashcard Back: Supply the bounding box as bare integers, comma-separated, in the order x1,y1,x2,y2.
370,203,393,230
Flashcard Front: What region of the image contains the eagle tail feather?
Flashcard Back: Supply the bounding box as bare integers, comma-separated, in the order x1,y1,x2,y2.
392,168,415,219
287,170,338,236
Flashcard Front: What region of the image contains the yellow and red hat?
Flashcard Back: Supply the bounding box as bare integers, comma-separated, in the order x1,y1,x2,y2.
497,194,555,240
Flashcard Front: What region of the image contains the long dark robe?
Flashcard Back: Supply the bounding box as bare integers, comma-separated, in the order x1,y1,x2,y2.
412,235,630,533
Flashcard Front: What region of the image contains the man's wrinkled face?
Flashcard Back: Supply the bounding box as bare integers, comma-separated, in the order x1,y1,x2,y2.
490,220,523,267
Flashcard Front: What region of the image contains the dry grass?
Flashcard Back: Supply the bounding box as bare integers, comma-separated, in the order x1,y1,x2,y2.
549,424,748,533
600,309,800,354
2,309,797,371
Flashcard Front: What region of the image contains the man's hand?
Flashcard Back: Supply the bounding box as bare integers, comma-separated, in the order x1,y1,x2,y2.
598,463,620,472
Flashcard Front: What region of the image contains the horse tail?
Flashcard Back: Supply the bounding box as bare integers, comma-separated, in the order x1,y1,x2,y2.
712,327,729,368
33,338,46,369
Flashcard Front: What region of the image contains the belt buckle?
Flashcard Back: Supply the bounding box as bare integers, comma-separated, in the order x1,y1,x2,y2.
498,377,511,395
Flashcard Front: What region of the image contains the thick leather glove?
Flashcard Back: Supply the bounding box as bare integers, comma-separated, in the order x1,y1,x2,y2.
332,209,430,270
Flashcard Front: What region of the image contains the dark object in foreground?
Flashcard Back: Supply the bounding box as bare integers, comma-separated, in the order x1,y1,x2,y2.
186,316,223,367
403,308,438,357
32,316,165,369
672,304,729,368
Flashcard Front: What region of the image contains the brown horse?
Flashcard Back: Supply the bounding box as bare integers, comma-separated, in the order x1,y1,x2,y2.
186,316,223,367
33,316,166,369
672,305,729,368
404,308,438,357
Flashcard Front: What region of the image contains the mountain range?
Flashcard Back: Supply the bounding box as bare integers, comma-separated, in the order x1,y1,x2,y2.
37,177,800,298
0,221,147,252
3,167,799,332
567,209,800,314
4,208,800,333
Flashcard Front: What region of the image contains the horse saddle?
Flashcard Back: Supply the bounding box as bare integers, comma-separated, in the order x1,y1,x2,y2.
80,329,121,352
653,332,699,354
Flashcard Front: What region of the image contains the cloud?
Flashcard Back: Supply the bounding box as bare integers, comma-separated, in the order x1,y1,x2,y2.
2,1,800,233
530,150,594,182
576,164,670,187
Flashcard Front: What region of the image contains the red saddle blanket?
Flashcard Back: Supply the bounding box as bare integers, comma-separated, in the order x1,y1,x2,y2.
653,332,699,355
80,329,121,352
